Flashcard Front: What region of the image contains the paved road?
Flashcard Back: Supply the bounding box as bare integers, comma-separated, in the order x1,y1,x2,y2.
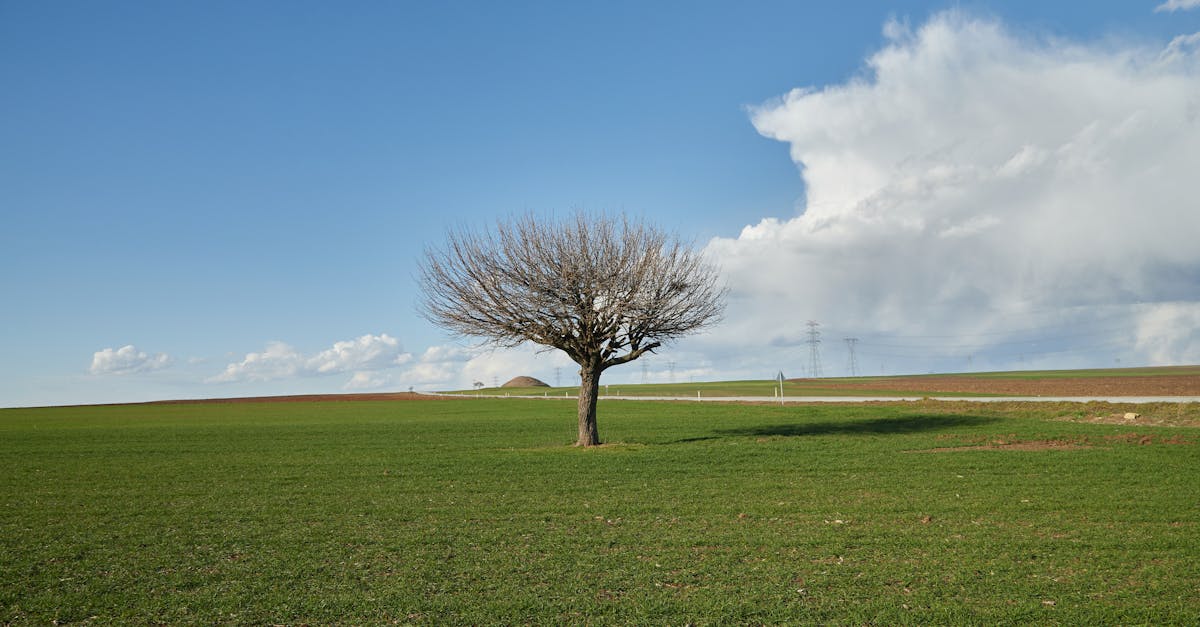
428,392,1200,404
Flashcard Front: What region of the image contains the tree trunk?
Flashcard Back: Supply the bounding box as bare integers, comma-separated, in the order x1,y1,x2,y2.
576,363,602,447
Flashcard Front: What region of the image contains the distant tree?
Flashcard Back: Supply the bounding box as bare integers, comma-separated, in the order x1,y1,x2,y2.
419,212,725,446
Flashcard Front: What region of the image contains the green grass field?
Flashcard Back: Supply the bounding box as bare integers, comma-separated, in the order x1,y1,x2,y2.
3,398,1199,624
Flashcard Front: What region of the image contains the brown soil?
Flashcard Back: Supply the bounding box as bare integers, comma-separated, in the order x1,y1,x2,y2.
91,369,1198,408
1066,411,1200,427
912,432,1194,452
142,392,449,405
791,373,1200,396
912,440,1090,453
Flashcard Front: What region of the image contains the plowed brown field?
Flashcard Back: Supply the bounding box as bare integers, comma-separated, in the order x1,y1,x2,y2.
143,392,448,405
797,374,1200,396
120,368,1199,406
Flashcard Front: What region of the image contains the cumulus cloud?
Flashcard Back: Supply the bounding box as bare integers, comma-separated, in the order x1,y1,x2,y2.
700,11,1200,376
460,346,574,388
210,334,412,384
307,333,409,374
390,342,717,390
393,343,578,390
343,371,396,390
1135,302,1200,364
89,345,172,375
208,341,305,383
395,344,487,389
1156,0,1200,13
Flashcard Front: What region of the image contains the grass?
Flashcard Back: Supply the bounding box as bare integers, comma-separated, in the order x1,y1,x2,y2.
2,398,1199,624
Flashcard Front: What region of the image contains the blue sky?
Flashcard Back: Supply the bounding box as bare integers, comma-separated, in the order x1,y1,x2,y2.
3,1,1199,406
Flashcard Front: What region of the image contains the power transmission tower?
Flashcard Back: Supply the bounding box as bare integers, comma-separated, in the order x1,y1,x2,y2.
554,366,561,387
641,360,648,384
806,321,823,378
844,337,859,377
668,360,676,383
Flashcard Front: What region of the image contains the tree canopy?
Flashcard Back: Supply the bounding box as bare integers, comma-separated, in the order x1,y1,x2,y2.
419,211,725,446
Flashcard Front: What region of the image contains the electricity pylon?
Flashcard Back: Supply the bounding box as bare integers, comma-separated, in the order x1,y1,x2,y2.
806,321,823,378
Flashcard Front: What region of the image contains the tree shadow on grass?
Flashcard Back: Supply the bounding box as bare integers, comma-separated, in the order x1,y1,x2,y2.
670,414,1000,444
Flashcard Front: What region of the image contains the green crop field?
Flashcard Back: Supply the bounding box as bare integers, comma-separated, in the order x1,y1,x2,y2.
3,398,1199,624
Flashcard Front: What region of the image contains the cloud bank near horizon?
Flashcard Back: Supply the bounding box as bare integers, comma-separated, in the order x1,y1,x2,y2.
209,333,412,386
688,10,1200,377
366,10,1200,388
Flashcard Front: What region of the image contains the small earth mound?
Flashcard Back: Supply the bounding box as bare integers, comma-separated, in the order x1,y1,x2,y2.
502,376,550,388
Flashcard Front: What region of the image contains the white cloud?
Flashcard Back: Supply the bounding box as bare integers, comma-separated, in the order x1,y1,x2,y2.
208,341,304,383
307,333,409,374
89,345,172,376
210,334,413,383
1160,31,1200,64
461,346,572,388
1135,302,1200,364
1156,0,1200,13
417,344,477,364
398,361,462,388
699,11,1200,376
393,343,576,390
343,371,397,390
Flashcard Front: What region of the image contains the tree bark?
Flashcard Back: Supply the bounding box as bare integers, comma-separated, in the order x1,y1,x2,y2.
576,363,602,447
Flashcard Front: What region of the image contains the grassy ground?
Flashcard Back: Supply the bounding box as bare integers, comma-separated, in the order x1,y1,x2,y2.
2,399,1199,624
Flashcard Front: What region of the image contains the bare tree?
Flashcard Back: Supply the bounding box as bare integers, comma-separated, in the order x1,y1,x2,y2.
419,212,725,446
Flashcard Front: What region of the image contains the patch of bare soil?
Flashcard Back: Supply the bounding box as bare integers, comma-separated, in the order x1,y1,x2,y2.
911,432,1194,452
1097,432,1194,445
904,400,1200,428
911,439,1090,453
1065,410,1200,427
795,374,1200,396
